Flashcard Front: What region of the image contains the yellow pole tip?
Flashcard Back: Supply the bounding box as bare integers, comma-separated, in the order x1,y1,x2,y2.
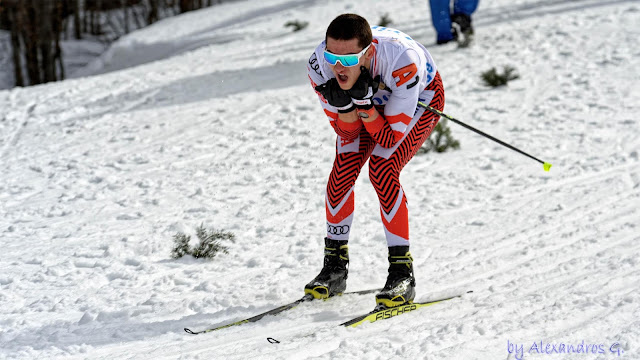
543,163,552,171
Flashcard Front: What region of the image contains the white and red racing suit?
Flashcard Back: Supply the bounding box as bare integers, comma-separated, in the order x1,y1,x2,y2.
307,26,445,246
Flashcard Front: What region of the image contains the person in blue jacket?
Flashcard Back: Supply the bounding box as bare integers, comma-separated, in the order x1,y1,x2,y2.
429,0,479,45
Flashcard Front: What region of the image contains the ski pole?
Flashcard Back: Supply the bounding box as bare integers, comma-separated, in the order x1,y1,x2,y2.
418,101,552,172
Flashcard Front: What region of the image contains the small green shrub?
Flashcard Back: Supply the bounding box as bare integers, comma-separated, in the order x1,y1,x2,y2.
285,20,309,32
481,66,519,87
418,119,461,154
378,14,392,27
171,224,235,260
171,232,191,259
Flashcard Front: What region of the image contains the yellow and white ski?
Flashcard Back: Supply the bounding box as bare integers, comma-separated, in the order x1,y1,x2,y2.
341,291,472,328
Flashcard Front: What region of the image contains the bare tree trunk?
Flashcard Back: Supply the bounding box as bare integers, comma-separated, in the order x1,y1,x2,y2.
179,0,192,13
7,0,65,86
83,0,89,33
89,2,95,34
130,3,144,29
90,0,102,35
7,3,25,87
122,0,129,34
3,0,221,88
53,0,65,80
167,0,179,17
23,0,40,85
147,0,158,24
107,12,123,41
39,1,55,83
73,0,82,39
92,1,98,35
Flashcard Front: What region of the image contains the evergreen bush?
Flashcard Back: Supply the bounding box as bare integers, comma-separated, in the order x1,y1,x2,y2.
285,20,309,32
171,232,191,259
418,119,461,154
481,66,519,87
378,14,392,27
171,224,234,260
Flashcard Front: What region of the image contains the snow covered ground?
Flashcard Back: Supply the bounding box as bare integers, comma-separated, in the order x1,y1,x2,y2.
1,0,639,359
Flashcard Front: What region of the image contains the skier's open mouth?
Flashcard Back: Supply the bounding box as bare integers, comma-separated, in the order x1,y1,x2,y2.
337,73,348,84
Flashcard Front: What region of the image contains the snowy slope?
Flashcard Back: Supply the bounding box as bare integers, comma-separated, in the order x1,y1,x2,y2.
1,0,639,359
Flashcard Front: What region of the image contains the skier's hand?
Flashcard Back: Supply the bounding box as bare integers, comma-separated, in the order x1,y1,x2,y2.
315,79,355,113
348,66,380,110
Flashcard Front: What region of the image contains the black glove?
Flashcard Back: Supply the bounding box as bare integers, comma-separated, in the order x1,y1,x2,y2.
315,78,355,113
348,66,380,110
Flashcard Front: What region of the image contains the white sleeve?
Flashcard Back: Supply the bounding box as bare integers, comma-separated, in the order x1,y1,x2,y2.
306,50,339,123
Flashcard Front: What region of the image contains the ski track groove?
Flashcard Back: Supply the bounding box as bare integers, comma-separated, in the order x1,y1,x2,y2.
440,219,638,298
432,196,637,287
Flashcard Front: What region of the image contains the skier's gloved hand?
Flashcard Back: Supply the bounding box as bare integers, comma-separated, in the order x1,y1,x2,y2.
348,66,380,110
315,78,355,113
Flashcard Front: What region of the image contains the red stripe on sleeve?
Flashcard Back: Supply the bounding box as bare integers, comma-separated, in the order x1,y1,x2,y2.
363,114,386,134
385,113,411,125
324,109,338,120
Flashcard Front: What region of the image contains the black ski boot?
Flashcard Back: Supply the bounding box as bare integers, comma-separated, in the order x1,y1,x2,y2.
451,13,474,47
304,238,349,299
375,246,416,309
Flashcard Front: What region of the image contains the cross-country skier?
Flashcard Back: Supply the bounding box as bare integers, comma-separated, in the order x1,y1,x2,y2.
305,14,445,309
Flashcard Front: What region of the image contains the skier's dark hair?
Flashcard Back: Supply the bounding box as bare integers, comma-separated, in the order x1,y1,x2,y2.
325,14,372,50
